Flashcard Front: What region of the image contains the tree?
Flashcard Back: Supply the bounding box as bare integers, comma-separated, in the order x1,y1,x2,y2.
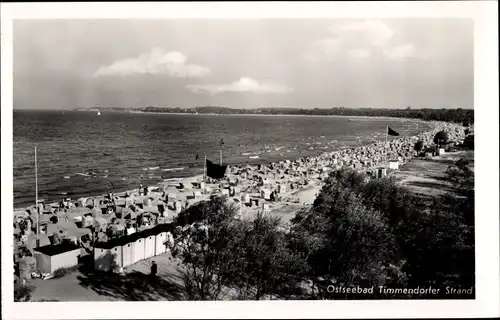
171,197,308,300
231,214,308,300
170,197,242,300
290,167,474,299
414,140,424,154
400,195,474,292
361,176,420,229
290,169,405,299
433,131,449,147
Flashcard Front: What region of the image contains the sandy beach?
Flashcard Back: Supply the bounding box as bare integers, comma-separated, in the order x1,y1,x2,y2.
14,119,463,216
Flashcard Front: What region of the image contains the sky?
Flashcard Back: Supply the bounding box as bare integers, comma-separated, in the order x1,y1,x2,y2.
13,19,473,110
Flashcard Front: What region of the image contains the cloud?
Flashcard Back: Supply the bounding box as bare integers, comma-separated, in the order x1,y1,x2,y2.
383,44,416,59
187,77,292,95
93,48,210,78
306,20,417,61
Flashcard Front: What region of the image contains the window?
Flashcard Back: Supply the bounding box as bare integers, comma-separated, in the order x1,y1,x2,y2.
128,244,130,247
115,248,117,251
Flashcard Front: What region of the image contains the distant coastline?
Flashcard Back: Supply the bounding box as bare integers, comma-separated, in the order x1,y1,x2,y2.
114,110,419,121
16,106,474,124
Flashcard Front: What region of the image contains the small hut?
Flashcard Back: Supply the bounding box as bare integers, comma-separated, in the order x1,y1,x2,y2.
389,160,399,170
34,242,80,274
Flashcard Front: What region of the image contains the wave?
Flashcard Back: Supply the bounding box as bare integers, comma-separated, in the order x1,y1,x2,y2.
161,167,185,172
75,173,90,177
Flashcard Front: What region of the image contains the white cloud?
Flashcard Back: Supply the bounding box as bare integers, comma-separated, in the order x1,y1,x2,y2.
187,77,292,95
306,20,418,61
383,44,416,59
93,48,210,78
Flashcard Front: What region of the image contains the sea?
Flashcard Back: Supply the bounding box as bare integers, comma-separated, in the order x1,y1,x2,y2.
13,110,431,208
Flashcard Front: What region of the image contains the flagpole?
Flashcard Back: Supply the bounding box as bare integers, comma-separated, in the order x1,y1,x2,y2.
384,125,388,167
204,155,207,180
220,139,223,165
35,146,39,244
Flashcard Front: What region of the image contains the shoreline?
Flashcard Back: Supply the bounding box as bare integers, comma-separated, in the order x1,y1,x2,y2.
12,121,431,211
13,119,464,214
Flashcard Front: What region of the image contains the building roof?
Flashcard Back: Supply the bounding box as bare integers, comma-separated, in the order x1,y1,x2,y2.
94,222,174,249
142,205,159,214
65,207,92,216
35,242,80,256
65,227,92,238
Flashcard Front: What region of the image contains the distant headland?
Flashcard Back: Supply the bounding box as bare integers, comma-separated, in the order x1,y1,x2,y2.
70,106,474,124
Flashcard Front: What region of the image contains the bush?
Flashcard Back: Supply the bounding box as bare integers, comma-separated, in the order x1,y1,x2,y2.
14,281,35,302
433,131,449,146
463,135,474,150
52,265,79,279
291,167,475,298
414,140,424,153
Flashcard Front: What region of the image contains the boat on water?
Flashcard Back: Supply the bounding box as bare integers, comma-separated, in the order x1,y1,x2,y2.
97,110,101,116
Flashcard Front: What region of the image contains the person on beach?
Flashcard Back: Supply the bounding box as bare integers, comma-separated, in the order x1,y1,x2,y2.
150,261,158,278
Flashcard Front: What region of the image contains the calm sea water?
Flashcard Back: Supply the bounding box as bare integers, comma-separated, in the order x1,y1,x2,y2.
13,110,429,208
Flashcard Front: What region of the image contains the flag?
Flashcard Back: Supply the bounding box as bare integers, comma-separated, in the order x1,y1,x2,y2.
388,127,400,136
206,158,227,179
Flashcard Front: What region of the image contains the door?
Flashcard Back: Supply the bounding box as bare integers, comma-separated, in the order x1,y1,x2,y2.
145,236,155,258
122,243,133,267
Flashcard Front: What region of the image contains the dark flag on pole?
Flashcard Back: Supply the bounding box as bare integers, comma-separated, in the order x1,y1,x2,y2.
388,127,400,136
206,158,227,179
